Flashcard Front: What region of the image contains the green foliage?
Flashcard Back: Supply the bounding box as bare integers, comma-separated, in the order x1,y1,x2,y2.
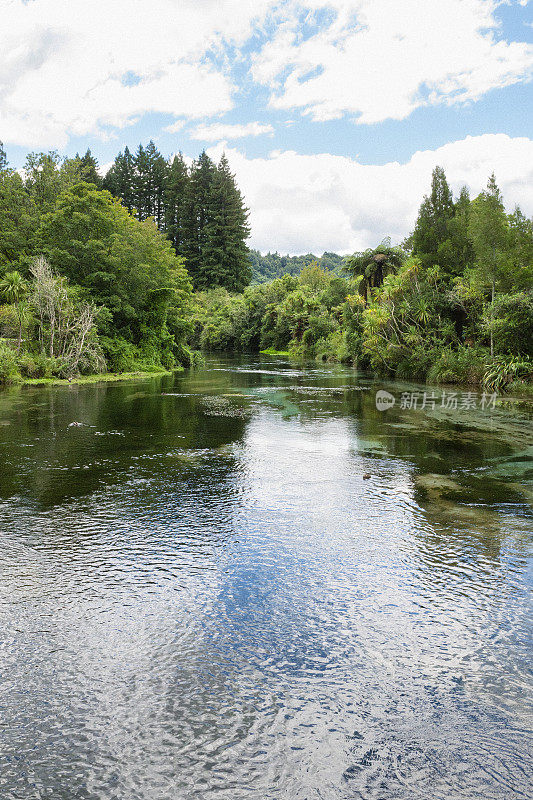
37,182,192,364
0,270,28,308
344,238,406,302
0,137,532,392
488,291,533,357
202,154,251,292
483,355,533,394
16,352,58,379
165,152,188,255
0,342,20,385
360,260,456,376
190,266,359,363
248,250,345,283
103,144,251,293
410,167,474,276
427,346,487,386
468,174,510,294
0,169,37,269
103,146,136,213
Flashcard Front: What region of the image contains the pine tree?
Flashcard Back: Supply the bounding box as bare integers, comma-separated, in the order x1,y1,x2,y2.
103,144,250,291
103,147,136,213
203,154,251,292
0,141,7,171
152,148,169,230
164,152,189,255
182,151,217,288
133,141,168,223
79,149,102,187
446,186,475,273
412,166,455,269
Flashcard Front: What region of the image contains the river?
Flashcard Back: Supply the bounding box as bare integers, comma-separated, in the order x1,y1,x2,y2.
0,355,531,799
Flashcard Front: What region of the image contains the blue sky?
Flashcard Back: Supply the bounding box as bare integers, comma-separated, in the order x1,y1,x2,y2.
1,0,532,253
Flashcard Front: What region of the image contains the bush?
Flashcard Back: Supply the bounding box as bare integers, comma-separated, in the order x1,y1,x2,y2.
490,291,533,357
0,343,21,385
427,345,487,385
483,355,533,393
17,352,57,378
100,336,138,372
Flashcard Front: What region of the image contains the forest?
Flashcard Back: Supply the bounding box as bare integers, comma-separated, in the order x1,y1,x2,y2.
0,141,532,393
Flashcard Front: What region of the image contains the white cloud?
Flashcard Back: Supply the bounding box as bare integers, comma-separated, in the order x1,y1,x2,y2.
1,1,531,148
164,120,186,134
190,121,274,141
206,134,533,254
0,0,273,147
253,0,533,124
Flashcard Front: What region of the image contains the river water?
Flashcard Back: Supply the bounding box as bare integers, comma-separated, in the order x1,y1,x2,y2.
0,355,531,800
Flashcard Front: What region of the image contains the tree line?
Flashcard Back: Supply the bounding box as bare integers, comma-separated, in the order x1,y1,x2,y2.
190,167,533,392
0,135,531,392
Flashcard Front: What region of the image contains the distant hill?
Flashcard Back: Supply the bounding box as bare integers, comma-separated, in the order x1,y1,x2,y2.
248,250,346,284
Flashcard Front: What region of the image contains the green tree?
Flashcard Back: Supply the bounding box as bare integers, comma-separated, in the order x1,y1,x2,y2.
344,238,405,302
79,149,102,188
164,152,189,255
0,141,7,171
445,186,475,273
37,182,192,362
0,169,38,269
103,147,136,213
507,206,533,290
0,270,28,350
24,151,71,209
133,140,168,225
411,168,475,276
468,174,509,356
202,154,251,292
182,151,217,288
411,166,454,267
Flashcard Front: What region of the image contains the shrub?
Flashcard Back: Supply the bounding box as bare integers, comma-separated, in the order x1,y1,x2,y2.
100,336,138,372
17,352,57,378
0,343,21,385
483,355,533,393
490,291,533,357
427,346,487,386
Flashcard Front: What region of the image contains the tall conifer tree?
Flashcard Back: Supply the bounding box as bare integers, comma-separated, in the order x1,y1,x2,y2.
103,147,136,213
412,166,455,269
182,151,217,288
203,154,251,292
164,153,189,254
79,149,102,187
133,140,168,223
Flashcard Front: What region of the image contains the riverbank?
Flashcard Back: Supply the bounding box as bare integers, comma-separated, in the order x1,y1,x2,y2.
21,368,176,388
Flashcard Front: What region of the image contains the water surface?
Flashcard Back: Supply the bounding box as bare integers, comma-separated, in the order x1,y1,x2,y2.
0,355,531,799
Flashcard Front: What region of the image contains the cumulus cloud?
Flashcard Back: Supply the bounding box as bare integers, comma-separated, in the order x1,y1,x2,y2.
0,0,273,147
164,120,186,134
1,1,531,147
253,0,533,123
190,121,274,141
206,135,533,254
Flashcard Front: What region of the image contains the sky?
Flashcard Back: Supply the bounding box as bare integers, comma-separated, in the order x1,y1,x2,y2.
1,0,532,254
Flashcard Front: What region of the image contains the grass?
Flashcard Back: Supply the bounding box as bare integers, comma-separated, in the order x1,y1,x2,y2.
259,348,292,357
22,368,178,387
